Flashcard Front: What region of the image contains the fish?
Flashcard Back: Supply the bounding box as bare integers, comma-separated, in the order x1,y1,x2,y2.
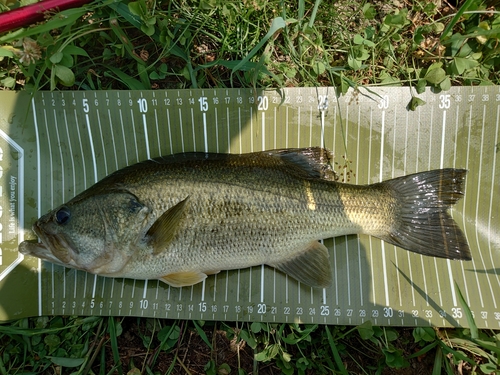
19,147,471,288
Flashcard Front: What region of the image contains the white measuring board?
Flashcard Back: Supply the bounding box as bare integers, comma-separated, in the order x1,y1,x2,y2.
0,86,498,328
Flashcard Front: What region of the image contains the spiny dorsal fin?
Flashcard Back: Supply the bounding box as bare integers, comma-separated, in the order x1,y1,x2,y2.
146,197,189,255
159,271,207,287
269,240,332,288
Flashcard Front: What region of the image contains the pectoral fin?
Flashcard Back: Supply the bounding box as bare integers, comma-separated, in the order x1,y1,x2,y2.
146,197,189,255
159,271,207,287
270,241,332,288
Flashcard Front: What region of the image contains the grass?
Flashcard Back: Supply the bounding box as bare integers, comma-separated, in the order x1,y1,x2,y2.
1,311,499,374
1,0,500,373
0,0,499,91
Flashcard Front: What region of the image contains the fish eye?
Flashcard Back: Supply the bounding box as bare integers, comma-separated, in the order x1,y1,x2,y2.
55,206,71,225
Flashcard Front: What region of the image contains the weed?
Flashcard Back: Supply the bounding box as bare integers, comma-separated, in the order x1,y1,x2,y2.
0,316,104,374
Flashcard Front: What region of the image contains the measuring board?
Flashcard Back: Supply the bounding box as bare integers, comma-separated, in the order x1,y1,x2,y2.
0,86,498,328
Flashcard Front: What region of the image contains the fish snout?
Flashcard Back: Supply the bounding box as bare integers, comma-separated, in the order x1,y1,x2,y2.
30,220,75,264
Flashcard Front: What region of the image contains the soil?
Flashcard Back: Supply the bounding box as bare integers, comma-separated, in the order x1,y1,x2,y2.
97,318,444,375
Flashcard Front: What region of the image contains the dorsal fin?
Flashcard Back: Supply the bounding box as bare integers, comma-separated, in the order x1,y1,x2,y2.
265,147,337,180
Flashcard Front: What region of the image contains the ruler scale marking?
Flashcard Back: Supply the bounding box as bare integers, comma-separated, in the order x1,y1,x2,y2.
416,105,430,307
441,107,459,310
367,106,376,308
488,104,500,289
31,97,44,316
178,108,185,153
403,105,416,311
118,108,129,167
152,92,162,156
190,107,196,152
428,107,444,310
1,87,494,327
474,105,493,308
452,98,471,308
354,105,364,309
461,103,475,307
53,108,65,200
391,104,403,309
466,103,484,308
214,107,219,153
379,109,390,308
128,106,139,163
62,108,77,197
107,109,119,171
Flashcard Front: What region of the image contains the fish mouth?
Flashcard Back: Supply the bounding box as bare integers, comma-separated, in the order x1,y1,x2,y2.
19,222,79,268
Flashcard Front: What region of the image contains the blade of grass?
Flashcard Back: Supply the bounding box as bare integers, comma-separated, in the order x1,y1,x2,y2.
103,65,146,90
438,340,477,367
455,282,478,339
407,341,439,359
231,16,286,82
0,354,7,375
165,353,177,375
0,0,92,34
432,346,443,375
343,351,370,375
108,17,146,65
108,317,123,375
106,364,122,375
440,0,477,40
0,317,100,336
472,339,500,357
83,320,108,375
192,321,213,351
308,0,323,28
325,326,348,375
443,27,500,42
298,0,305,20
100,342,106,375
0,7,87,43
137,63,151,89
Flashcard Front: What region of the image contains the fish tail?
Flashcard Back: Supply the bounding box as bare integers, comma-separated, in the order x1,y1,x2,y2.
378,169,471,260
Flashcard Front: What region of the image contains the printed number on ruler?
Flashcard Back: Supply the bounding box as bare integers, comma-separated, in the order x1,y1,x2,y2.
258,95,268,111
198,97,208,112
452,307,463,319
318,95,328,111
137,98,148,113
378,95,389,109
439,94,450,109
83,98,89,113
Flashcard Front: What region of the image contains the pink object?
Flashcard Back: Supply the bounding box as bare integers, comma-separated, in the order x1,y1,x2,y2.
0,0,92,34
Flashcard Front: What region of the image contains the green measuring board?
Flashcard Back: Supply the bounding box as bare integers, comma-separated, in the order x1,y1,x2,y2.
0,86,498,328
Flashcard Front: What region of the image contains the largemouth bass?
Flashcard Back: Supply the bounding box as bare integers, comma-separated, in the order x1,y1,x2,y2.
19,148,471,288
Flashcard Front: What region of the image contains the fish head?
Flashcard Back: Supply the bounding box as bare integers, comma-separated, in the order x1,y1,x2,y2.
19,191,152,275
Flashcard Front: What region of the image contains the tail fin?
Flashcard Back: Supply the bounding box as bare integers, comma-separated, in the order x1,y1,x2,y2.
379,169,471,260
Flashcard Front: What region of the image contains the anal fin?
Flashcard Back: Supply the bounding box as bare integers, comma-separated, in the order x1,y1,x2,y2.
269,241,332,288
159,271,207,287
205,270,221,275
